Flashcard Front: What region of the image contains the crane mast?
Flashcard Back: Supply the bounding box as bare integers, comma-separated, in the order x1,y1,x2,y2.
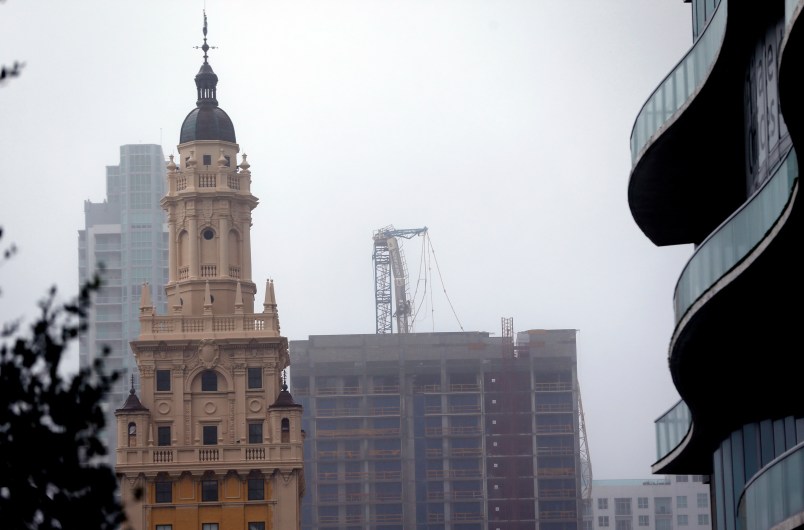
373,225,428,334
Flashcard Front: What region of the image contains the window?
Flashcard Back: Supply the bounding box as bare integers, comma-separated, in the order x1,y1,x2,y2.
281,417,290,443
638,497,649,509
615,498,632,516
247,367,262,389
697,493,708,508
615,520,632,530
224,155,231,167
598,498,609,510
202,525,219,530
638,516,649,527
157,426,171,446
201,479,218,501
655,497,672,514
156,370,171,391
692,475,705,482
155,478,172,503
203,154,212,166
201,370,218,391
598,516,609,527
248,478,264,500
698,514,710,525
156,526,172,530
676,475,689,482
656,519,672,530
203,425,217,445
677,496,687,509
583,521,594,530
248,422,263,444
677,515,688,526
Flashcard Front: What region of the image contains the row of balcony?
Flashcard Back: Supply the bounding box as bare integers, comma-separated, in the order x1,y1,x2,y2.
116,443,302,468
318,492,402,503
318,471,401,481
315,424,573,438
141,314,276,336
176,264,241,280
174,172,243,192
296,382,574,396
318,514,402,525
308,403,571,418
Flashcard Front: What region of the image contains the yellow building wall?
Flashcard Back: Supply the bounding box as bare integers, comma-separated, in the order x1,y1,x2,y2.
147,474,273,530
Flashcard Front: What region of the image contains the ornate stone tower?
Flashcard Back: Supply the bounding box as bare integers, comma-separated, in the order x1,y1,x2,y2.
115,14,304,530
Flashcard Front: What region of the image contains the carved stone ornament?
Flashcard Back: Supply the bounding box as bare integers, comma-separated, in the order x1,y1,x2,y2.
198,339,220,369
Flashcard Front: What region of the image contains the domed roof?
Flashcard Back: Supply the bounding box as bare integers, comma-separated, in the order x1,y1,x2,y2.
180,105,236,143
180,12,236,144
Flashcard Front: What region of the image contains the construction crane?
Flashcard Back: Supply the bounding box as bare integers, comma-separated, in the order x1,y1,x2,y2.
372,225,428,334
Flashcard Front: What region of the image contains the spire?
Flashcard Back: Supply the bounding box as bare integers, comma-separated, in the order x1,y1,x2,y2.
263,278,275,311
193,10,219,107
115,374,149,413
195,10,217,65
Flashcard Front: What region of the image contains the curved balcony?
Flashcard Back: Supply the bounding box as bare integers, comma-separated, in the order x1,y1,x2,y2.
654,400,692,464
628,1,762,246
630,1,726,166
737,442,804,530
672,149,798,328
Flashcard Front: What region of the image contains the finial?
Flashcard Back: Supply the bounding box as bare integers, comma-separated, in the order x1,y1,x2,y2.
129,374,136,394
282,370,288,391
194,10,218,64
239,153,250,171
167,154,177,171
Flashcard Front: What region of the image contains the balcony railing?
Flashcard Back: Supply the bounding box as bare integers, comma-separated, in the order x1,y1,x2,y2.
141,313,277,338
673,149,798,325
655,399,691,462
738,441,804,530
629,0,727,165
535,424,574,434
316,428,400,439
534,382,573,392
116,443,302,470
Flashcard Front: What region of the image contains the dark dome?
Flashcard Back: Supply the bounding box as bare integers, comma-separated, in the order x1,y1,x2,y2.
180,106,236,143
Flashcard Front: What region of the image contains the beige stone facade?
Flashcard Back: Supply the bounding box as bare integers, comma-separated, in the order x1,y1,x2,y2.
114,21,304,530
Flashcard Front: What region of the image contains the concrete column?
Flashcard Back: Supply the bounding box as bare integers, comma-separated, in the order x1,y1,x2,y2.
168,221,177,282
242,219,252,281
219,216,229,277
189,217,199,277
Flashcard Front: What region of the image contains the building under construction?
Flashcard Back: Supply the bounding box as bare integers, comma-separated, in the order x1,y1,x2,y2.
290,328,590,529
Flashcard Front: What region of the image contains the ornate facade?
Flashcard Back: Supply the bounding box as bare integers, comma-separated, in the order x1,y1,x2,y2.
115,15,304,530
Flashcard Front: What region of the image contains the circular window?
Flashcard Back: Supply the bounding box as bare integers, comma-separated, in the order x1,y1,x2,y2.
202,229,214,240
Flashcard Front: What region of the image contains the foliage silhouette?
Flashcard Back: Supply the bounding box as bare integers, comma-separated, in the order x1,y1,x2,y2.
0,227,127,530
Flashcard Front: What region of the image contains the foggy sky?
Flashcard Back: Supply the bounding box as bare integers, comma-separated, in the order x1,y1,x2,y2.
0,1,695,479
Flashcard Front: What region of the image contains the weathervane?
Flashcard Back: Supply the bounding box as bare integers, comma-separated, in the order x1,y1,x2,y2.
194,10,218,63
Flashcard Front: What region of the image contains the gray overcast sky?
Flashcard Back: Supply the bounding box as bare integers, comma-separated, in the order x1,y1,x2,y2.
1,0,694,480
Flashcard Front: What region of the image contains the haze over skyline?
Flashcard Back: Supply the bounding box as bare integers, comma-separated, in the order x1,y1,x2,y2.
1,1,695,480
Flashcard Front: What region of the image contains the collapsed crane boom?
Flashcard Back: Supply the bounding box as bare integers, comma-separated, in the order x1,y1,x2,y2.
373,225,428,334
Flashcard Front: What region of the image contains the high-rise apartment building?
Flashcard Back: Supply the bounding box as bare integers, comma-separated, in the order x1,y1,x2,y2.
628,1,804,529
78,143,169,458
588,476,711,530
113,16,304,530
290,329,586,530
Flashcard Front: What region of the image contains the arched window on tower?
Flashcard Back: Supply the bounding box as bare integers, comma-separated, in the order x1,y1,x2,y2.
128,422,137,447
201,370,218,391
281,418,290,443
